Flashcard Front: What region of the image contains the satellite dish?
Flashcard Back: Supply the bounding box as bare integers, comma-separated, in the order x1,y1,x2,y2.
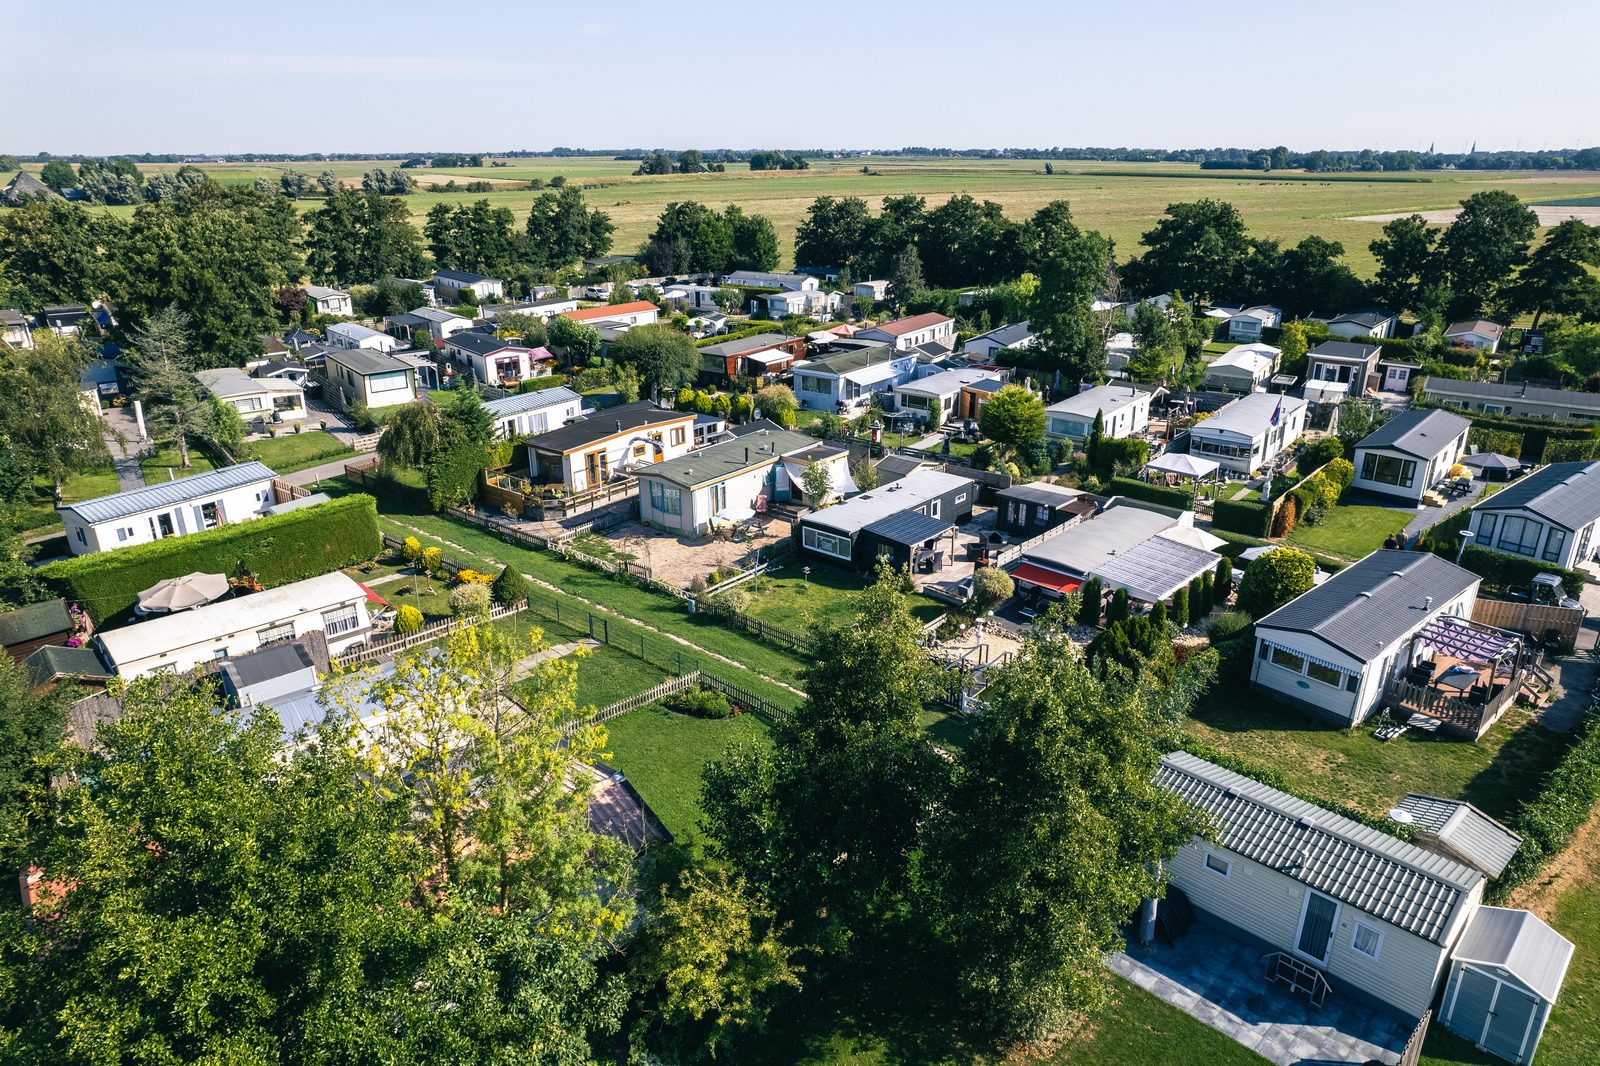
1388,808,1415,825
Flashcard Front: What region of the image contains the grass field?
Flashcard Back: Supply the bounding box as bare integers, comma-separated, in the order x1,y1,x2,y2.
1285,503,1413,560
40,158,1600,275
4,467,121,536
737,563,947,632
569,643,672,711
1186,691,1570,824
242,430,354,474
138,444,214,482
602,704,773,843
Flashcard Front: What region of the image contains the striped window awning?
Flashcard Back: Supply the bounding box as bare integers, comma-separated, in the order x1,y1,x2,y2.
1260,639,1359,679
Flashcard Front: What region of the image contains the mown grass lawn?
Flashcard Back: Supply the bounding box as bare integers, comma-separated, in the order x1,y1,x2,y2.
1286,503,1412,560
737,563,947,634
139,443,214,482
570,643,672,710
243,430,354,473
601,704,773,843
1186,691,1571,824
4,467,122,535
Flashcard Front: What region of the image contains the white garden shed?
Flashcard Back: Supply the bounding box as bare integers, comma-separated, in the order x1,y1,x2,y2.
1439,906,1573,1064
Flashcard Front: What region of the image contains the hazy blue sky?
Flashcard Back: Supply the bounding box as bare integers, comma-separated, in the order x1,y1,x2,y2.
7,0,1596,155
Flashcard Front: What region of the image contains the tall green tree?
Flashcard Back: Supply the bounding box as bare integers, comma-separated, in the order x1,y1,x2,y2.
641,201,733,275
123,306,218,467
0,332,109,499
1123,199,1252,302
978,384,1047,455
0,198,126,309
1267,235,1367,317
423,199,518,276
0,654,71,875
1237,547,1316,619
1439,190,1539,319
523,185,614,270
1029,226,1116,383
725,206,780,272
1369,215,1442,309
885,245,926,308
923,642,1203,1041
917,194,1018,287
610,324,700,399
794,195,871,271
1017,199,1083,274
306,188,428,287
1509,219,1600,327
38,160,78,191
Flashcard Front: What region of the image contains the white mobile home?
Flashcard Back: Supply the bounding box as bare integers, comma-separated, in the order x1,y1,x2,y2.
1349,408,1471,505
482,386,584,440
96,572,372,678
638,429,847,535
432,269,505,303
1203,343,1279,393
1045,384,1151,442
1444,320,1504,353
303,285,352,317
524,401,697,493
1156,751,1485,1023
962,321,1035,360
1421,378,1600,422
1189,392,1306,474
324,348,419,410
893,368,1005,425
1464,460,1600,570
793,345,918,414
59,461,279,556
1326,309,1398,340
1251,549,1480,726
441,333,551,387
855,313,956,352
325,322,399,352
195,367,307,424
1225,305,1282,342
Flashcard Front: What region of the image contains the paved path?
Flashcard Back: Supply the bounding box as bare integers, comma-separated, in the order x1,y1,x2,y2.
1400,483,1484,540
101,405,147,491
513,638,599,679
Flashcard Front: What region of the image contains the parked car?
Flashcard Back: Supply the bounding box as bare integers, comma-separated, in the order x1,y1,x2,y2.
582,284,613,300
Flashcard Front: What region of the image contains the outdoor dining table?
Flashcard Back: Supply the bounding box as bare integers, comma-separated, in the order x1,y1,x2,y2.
1434,664,1479,693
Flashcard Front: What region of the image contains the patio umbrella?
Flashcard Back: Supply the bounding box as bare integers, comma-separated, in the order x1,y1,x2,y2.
1146,452,1220,479
1462,452,1522,479
135,572,231,615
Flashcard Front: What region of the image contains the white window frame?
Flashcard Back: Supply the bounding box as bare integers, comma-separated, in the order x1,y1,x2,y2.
1351,921,1384,961
1292,889,1341,966
803,526,851,560
1203,851,1231,878
321,604,362,636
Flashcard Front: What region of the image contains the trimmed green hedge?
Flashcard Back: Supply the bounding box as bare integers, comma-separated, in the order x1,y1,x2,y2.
1212,497,1272,537
1493,709,1600,897
42,494,382,624
1459,544,1586,599
1107,476,1192,510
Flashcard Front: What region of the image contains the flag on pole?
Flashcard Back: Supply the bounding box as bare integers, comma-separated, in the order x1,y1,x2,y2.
1270,398,1282,427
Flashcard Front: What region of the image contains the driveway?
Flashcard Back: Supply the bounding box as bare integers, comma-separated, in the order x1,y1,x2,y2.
100,403,147,491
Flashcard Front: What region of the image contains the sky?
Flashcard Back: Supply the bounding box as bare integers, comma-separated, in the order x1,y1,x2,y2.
6,0,1598,156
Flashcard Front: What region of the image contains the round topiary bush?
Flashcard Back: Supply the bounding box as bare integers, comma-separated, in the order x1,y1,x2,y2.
491,563,528,606
394,605,425,635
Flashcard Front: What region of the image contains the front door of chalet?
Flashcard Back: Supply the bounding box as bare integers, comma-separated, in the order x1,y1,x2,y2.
1294,891,1339,965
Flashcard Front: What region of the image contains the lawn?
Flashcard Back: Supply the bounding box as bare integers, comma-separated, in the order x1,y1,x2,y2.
243,430,355,474
570,643,672,710
139,443,214,482
737,563,947,633
1185,690,1572,824
571,530,635,562
601,703,773,843
3,467,121,535
1285,503,1412,560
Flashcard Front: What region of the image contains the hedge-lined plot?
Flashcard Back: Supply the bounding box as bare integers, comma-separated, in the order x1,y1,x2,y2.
42,494,382,623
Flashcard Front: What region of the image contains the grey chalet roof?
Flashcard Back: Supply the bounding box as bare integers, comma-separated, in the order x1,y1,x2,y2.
797,344,903,376
1022,504,1178,576
1328,309,1394,328
996,481,1083,507
1309,340,1380,362
2,171,62,205
0,309,28,326
1094,535,1221,602
1157,751,1483,943
60,461,277,525
1445,319,1504,339
642,428,819,489
303,285,347,301
1423,377,1600,413
25,644,112,687
1196,392,1306,436
968,320,1032,348
1354,408,1470,459
444,332,529,358
409,306,468,324
1256,549,1480,663
1452,906,1574,1002
221,640,316,690
729,418,785,438
698,333,794,358
1396,794,1522,878
1046,384,1146,420
875,454,936,482
1472,461,1600,531
525,401,690,454
805,470,972,537
863,510,954,546
0,599,72,647
483,386,582,419
326,347,412,377
434,268,496,285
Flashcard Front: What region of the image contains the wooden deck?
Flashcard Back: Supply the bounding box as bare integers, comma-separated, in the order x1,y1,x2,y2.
1383,675,1520,741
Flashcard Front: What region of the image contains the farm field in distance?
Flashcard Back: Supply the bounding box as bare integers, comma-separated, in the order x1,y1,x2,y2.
30,157,1600,275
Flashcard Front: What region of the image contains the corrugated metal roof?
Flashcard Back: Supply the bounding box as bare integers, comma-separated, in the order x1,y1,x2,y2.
1196,392,1307,436
483,386,582,418
1424,377,1600,413
1157,751,1483,943
1397,794,1522,878
1023,505,1177,575
61,462,276,525
1255,550,1479,664
1354,408,1470,459
1047,384,1145,420
1472,460,1600,531
1452,906,1573,1002
862,510,953,546
1094,535,1221,602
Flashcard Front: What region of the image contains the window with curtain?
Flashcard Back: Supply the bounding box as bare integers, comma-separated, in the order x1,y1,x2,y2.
1497,516,1543,556
1542,527,1567,562
1296,892,1339,963
1270,646,1305,672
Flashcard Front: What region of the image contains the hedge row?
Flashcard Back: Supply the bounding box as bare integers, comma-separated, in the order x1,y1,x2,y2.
1212,496,1272,537
42,493,382,624
693,321,790,347
1458,544,1586,599
1107,476,1192,510
1492,708,1600,898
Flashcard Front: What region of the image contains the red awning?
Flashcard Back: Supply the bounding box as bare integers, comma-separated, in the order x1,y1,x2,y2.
358,582,390,608
1009,562,1082,594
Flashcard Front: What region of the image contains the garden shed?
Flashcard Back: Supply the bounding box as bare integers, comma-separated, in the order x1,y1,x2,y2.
1439,907,1572,1064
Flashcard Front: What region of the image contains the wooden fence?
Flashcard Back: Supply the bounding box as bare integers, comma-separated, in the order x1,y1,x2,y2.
1382,677,1518,740
1471,598,1584,653
695,601,813,652
271,478,313,503
442,506,663,588
334,600,528,666
585,668,792,730
1398,1010,1432,1066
